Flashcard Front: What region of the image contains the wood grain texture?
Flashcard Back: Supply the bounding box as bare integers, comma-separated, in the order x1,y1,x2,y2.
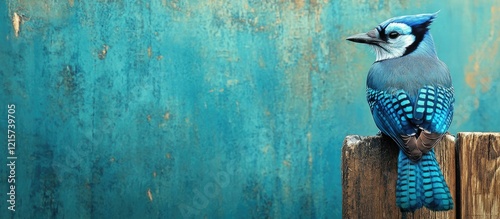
342,134,456,219
457,132,500,218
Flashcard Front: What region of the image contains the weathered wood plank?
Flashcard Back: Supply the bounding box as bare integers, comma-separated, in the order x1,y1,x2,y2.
457,132,500,218
342,134,456,219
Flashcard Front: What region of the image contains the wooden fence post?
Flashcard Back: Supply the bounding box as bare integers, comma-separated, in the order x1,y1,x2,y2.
342,134,456,219
457,132,500,218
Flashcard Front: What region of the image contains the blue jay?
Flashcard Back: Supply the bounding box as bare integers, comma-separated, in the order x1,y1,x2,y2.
346,12,454,212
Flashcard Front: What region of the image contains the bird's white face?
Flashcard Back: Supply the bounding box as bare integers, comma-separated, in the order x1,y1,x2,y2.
371,23,415,61
347,13,437,61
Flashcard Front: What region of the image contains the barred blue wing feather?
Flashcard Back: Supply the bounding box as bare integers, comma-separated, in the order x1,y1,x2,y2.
413,86,454,133
367,88,417,151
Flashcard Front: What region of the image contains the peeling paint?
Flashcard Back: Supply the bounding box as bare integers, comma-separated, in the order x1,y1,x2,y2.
307,132,313,166
147,189,153,202
163,112,170,120
226,79,239,86
98,45,109,60
282,160,291,167
12,12,20,37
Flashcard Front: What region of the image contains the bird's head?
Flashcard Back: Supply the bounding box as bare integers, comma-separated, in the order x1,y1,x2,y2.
347,12,439,62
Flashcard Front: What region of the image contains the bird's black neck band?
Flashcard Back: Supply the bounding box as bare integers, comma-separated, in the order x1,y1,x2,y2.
403,20,433,56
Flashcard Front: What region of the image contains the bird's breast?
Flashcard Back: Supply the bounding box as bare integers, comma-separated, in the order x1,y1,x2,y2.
366,54,451,98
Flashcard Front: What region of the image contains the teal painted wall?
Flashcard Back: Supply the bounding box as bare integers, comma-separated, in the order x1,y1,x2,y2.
1,0,499,218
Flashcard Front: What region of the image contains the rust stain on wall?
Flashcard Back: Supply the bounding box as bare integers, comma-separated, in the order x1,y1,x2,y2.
294,0,305,9
464,6,500,93
465,60,481,90
455,5,500,127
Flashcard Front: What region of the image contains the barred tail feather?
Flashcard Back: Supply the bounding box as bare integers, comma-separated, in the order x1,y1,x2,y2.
396,150,423,211
420,149,453,211
395,149,453,212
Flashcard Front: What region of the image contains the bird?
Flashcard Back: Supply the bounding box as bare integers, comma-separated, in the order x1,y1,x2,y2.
346,12,454,212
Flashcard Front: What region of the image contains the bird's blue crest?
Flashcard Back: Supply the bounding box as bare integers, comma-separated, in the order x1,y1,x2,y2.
378,11,439,29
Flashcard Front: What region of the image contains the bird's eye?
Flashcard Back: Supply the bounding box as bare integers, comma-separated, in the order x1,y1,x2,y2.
388,31,400,39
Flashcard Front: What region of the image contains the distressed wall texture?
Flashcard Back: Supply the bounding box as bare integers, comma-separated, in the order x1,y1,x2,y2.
1,0,499,218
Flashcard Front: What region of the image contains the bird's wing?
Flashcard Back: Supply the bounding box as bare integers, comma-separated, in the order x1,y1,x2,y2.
367,88,419,157
367,85,454,159
412,85,454,134
411,85,454,153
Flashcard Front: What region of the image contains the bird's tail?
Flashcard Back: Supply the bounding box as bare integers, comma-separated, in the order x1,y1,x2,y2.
395,149,453,212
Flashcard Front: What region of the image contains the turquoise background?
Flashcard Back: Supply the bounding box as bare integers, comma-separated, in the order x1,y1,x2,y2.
1,0,499,218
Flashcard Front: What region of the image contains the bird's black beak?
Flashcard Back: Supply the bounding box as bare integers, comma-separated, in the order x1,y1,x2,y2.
346,29,385,45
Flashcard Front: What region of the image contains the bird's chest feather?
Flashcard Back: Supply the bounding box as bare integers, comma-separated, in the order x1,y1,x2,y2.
366,55,451,97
